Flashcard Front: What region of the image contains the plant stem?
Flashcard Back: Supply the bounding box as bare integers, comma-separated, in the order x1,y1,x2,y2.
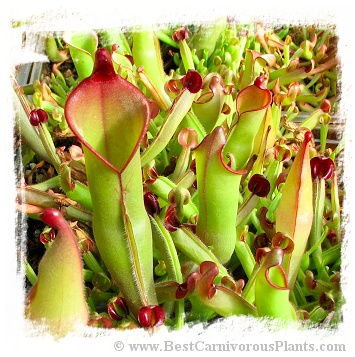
171,226,230,280
31,176,61,191
132,29,172,111
235,225,256,278
310,179,328,280
179,39,195,73
150,215,184,329
82,251,106,275
83,269,95,282
156,30,179,48
36,124,61,172
25,260,38,286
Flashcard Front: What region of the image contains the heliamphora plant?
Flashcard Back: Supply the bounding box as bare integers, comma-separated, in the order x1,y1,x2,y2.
25,208,89,338
14,21,344,337
65,48,161,322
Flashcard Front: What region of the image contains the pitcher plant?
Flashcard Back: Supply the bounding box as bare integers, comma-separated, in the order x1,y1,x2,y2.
13,21,344,338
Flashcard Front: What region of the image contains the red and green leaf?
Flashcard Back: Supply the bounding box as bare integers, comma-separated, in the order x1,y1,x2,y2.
65,48,158,320
275,132,314,288
25,208,89,338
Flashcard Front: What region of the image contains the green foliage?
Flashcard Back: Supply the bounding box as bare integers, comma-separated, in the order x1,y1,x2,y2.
15,23,343,337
